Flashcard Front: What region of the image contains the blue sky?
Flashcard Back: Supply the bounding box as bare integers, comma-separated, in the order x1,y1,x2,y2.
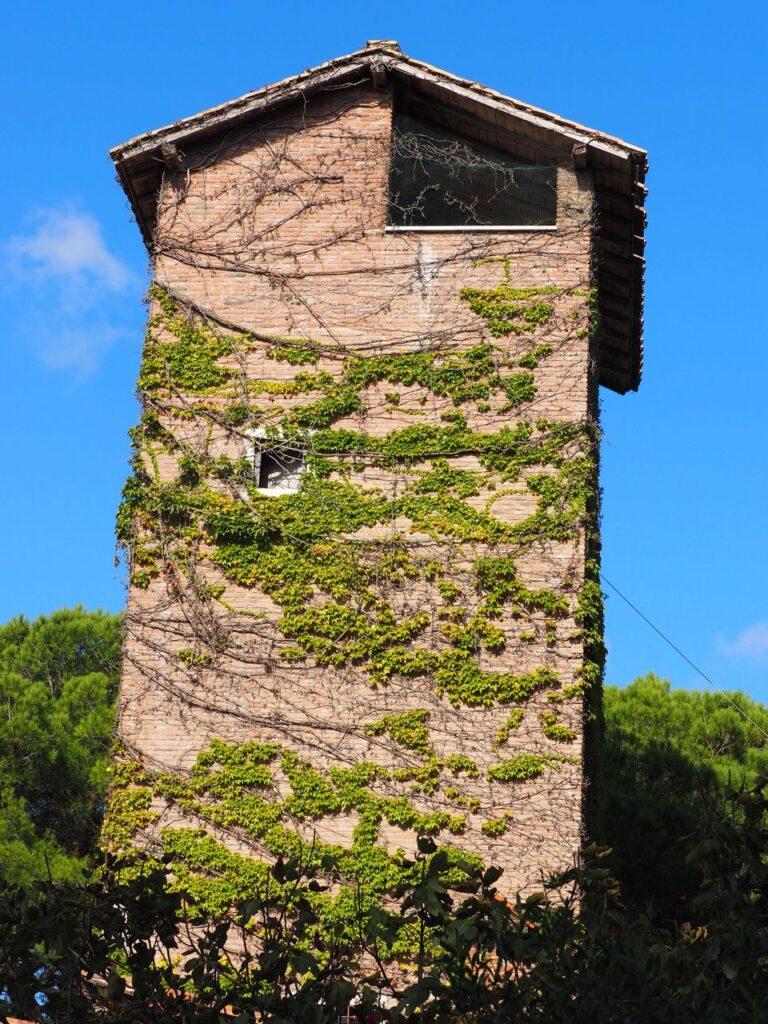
1,0,766,699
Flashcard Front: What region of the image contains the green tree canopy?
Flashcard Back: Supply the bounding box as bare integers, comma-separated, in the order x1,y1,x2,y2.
0,607,121,886
603,672,768,917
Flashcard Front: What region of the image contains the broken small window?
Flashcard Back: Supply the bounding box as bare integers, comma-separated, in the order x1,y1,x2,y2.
388,114,557,229
251,435,306,493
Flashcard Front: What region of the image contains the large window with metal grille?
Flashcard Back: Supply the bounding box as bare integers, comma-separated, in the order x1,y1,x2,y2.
387,114,557,229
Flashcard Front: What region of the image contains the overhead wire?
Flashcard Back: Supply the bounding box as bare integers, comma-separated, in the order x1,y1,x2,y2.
600,572,768,744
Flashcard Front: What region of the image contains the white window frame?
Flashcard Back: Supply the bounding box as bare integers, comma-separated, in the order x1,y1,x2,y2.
385,224,557,233
247,428,306,496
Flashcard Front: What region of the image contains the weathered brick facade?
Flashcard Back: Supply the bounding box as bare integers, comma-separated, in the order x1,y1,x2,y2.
110,44,646,905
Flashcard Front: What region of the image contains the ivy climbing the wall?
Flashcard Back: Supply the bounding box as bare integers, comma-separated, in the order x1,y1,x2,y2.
111,259,604,958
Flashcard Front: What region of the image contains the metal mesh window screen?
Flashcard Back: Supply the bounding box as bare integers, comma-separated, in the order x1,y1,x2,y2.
388,114,557,228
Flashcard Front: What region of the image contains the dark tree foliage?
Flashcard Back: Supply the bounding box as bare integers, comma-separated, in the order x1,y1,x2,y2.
4,790,768,1024
4,617,768,1022
0,607,122,885
603,673,768,919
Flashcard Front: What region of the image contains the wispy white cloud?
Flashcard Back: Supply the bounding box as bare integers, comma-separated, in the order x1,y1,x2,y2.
36,325,131,376
8,208,132,292
4,205,140,376
717,622,768,659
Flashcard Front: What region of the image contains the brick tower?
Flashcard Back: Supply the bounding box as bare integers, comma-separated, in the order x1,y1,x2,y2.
108,42,646,922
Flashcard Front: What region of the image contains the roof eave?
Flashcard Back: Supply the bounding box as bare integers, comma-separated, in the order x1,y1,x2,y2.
111,45,645,167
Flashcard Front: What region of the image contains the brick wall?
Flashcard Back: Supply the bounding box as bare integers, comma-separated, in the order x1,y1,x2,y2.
116,80,600,894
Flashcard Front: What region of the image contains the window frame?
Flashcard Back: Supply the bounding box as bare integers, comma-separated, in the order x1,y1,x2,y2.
247,429,306,496
385,224,557,234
